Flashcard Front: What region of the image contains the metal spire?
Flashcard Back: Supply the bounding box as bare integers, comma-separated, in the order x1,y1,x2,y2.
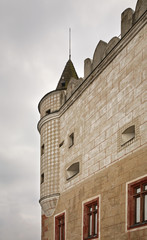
69,28,71,60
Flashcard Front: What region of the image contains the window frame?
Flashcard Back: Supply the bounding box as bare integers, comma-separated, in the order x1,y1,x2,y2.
55,212,65,240
127,176,147,230
83,197,99,240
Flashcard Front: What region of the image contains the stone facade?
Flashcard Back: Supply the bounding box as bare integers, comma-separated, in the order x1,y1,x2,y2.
37,0,147,239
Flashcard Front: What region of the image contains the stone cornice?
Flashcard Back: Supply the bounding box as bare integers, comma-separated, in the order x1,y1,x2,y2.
37,111,60,132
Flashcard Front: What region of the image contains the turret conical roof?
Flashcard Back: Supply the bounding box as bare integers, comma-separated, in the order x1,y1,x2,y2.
56,59,78,90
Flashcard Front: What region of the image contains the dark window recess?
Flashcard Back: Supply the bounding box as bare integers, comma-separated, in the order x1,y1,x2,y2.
121,125,135,146
46,109,51,115
55,213,65,240
83,198,99,239
41,144,44,156
59,141,64,148
69,133,74,148
66,162,79,180
61,82,65,87
128,176,147,230
41,173,44,184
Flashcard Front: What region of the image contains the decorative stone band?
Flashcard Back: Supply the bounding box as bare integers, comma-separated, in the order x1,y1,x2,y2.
37,111,60,133
39,193,60,217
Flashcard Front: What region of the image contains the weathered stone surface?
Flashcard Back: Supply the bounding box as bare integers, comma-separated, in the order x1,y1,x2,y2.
53,148,147,240
92,40,107,70
66,77,83,99
84,58,92,79
104,37,120,57
134,0,147,23
121,8,134,37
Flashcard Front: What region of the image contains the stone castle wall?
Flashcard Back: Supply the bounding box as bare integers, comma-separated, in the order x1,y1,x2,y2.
47,147,147,240
38,0,147,239
59,23,146,193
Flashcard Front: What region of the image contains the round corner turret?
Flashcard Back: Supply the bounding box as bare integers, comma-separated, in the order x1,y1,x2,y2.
38,90,66,118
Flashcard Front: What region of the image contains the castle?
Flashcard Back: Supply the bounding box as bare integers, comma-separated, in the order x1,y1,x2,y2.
37,0,147,239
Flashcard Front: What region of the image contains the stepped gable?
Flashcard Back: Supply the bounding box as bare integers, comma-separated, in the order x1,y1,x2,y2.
56,59,78,90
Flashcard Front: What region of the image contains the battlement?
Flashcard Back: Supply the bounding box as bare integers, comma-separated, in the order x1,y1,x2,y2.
38,0,147,110
84,0,147,79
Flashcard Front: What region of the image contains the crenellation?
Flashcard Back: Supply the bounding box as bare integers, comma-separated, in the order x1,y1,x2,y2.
92,40,107,70
121,8,134,38
104,37,120,57
83,0,146,81
84,58,92,79
133,0,147,23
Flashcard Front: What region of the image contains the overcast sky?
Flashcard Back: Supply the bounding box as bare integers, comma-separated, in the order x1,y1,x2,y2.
0,0,138,239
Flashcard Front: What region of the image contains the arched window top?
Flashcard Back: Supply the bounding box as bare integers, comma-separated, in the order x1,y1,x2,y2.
121,125,135,146
66,162,79,180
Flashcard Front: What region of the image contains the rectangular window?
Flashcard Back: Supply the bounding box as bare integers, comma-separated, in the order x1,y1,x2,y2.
69,133,74,148
41,144,44,156
55,213,65,240
83,198,99,239
41,173,44,184
128,176,147,230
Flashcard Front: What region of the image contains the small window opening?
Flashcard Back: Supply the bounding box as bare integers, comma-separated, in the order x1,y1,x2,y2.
69,133,74,148
41,173,44,184
62,82,65,87
121,125,135,146
46,109,51,115
59,141,64,148
66,162,79,180
41,144,44,155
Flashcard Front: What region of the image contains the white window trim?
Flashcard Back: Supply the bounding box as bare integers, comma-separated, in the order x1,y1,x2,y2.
81,195,101,240
54,210,66,240
125,174,147,233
